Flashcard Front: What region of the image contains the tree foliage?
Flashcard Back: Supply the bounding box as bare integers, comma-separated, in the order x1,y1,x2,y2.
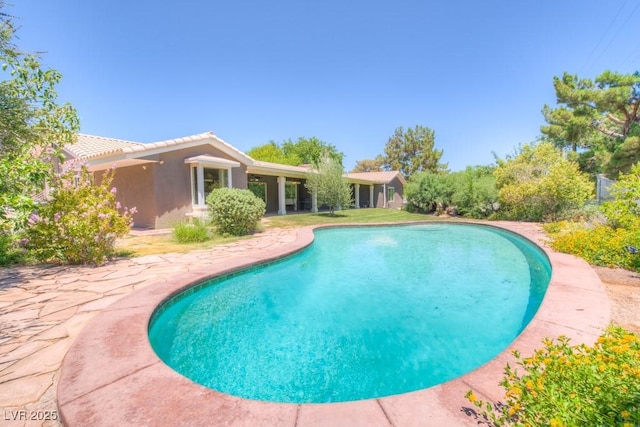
248,137,343,166
494,143,593,222
351,156,385,173
0,2,79,230
383,125,446,178
541,71,640,177
246,141,301,165
305,155,352,216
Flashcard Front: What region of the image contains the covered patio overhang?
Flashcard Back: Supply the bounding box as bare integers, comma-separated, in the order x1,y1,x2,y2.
246,162,313,215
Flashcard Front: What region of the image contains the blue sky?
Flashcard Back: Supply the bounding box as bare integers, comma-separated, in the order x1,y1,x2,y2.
10,1,640,171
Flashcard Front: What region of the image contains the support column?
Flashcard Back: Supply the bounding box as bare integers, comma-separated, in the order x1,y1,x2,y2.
383,183,387,208
311,189,318,213
277,176,287,215
197,165,205,206
227,169,233,188
354,184,360,209
369,185,374,208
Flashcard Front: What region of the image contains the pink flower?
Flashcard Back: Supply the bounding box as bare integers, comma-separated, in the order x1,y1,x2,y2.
110,187,117,194
28,213,40,225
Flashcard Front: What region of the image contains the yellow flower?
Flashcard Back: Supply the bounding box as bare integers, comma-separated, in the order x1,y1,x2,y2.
467,392,477,403
621,410,631,419
550,418,563,427
526,380,534,390
593,386,601,393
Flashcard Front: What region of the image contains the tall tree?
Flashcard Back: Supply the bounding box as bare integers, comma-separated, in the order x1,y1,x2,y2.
248,137,343,167
0,1,79,229
541,71,640,177
246,141,301,165
351,156,385,173
383,125,446,178
305,154,352,216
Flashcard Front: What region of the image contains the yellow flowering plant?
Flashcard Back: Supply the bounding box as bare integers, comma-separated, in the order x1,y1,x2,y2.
466,325,640,426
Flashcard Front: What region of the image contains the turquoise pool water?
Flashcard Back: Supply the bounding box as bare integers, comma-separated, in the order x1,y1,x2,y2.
149,223,551,403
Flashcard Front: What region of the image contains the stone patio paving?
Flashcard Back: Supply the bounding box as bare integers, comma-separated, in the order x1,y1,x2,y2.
0,228,298,426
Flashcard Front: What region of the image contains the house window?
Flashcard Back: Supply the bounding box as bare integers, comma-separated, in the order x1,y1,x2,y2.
387,186,395,204
191,166,229,205
248,182,267,203
204,168,228,195
285,182,298,210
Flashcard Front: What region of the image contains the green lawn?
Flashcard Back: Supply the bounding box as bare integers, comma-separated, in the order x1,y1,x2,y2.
262,208,436,228
116,208,438,257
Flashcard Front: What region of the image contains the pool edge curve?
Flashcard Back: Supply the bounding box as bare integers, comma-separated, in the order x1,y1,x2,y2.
56,220,611,427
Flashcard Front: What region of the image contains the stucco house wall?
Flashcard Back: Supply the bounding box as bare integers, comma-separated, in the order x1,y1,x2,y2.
386,175,405,209
97,163,157,229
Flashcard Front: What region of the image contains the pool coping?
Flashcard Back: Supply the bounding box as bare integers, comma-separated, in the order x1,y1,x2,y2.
56,221,611,426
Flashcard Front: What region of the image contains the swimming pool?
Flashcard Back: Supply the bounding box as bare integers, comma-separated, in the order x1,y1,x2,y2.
149,223,551,403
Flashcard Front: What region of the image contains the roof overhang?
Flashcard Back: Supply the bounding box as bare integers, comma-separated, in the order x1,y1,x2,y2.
246,163,311,179
184,155,241,169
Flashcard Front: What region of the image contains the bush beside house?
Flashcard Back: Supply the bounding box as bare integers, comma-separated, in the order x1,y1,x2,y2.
206,188,266,236
25,166,134,265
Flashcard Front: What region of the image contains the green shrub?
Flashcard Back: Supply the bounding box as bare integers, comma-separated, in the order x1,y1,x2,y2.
0,230,27,266
450,166,499,218
601,163,640,229
544,223,640,272
25,165,134,265
466,325,640,426
172,219,211,243
494,143,594,222
206,188,266,236
405,172,454,214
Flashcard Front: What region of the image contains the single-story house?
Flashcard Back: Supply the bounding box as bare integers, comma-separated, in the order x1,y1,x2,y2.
63,132,406,229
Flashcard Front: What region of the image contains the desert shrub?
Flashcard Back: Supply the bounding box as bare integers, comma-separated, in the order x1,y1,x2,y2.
173,219,211,243
466,325,640,426
405,172,455,214
600,163,640,229
544,223,640,271
494,143,594,222
450,166,499,218
206,188,265,236
0,229,27,266
25,166,134,265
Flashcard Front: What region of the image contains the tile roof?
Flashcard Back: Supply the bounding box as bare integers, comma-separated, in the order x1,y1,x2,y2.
64,132,254,165
64,134,143,159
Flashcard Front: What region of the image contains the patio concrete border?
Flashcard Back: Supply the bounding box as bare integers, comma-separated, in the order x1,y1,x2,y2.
56,221,610,426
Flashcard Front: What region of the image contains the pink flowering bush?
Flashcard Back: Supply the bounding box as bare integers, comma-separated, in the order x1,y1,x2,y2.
25,165,135,265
